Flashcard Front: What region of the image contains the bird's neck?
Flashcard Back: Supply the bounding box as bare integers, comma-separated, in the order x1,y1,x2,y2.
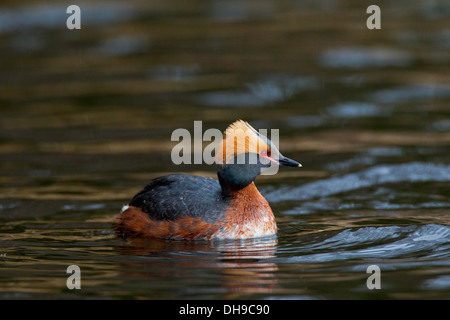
216,162,260,197
221,181,277,238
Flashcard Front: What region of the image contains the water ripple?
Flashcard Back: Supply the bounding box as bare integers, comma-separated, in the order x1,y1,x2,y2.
279,224,450,264
0,2,135,34
267,162,450,202
197,74,316,107
368,84,450,104
319,47,412,69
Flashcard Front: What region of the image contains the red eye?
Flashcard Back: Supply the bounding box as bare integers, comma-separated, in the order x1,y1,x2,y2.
260,150,271,157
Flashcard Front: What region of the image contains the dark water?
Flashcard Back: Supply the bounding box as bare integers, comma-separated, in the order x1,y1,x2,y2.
0,0,449,299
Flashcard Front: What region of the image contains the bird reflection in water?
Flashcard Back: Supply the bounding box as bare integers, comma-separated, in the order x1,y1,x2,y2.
115,236,279,297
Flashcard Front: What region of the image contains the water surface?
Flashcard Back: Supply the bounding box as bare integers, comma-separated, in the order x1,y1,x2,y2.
0,0,449,299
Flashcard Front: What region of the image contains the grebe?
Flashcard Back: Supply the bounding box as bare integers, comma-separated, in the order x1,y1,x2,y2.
114,120,301,240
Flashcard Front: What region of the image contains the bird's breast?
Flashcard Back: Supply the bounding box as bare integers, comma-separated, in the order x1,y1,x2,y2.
213,182,277,239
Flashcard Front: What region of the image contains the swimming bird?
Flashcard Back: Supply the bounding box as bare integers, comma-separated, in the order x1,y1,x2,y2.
114,120,301,240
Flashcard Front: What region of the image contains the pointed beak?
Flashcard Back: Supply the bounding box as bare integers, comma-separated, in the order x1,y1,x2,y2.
278,156,302,167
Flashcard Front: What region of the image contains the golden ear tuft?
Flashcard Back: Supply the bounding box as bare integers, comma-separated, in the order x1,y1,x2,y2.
225,120,258,135
215,120,270,164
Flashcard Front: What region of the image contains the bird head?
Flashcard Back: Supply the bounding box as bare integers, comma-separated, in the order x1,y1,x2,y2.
215,120,301,171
